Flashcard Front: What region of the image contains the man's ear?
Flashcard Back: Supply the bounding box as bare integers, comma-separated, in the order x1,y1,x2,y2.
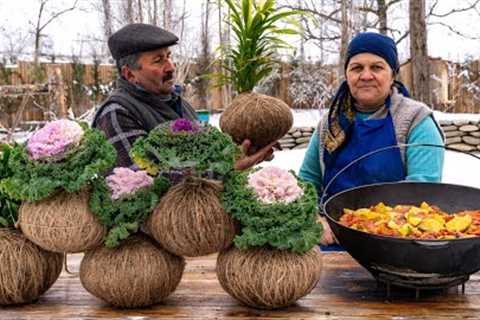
121,65,137,83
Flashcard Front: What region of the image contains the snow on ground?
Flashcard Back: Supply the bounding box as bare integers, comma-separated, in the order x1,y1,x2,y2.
434,111,480,122
267,148,480,189
210,109,480,130
233,109,480,189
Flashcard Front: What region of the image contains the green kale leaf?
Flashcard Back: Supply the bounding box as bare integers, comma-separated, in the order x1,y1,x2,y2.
222,170,323,254
0,123,116,202
89,176,169,248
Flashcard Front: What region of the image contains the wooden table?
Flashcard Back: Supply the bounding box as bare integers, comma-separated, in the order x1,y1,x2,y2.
2,252,480,319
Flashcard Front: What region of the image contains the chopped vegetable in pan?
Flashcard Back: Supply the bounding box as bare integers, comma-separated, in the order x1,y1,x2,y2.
339,202,480,239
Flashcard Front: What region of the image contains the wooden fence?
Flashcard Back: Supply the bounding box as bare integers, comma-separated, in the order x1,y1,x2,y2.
1,58,479,128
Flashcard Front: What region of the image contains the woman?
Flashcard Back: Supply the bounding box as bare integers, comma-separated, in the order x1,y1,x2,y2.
299,32,445,245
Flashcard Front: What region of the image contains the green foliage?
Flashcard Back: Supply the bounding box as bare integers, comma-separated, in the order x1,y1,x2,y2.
0,144,20,227
31,64,46,83
218,0,299,93
130,122,239,178
0,123,117,201
89,176,170,248
222,170,322,254
71,57,87,105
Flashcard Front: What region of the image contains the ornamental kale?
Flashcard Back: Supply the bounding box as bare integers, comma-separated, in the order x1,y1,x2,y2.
0,144,20,227
130,119,239,180
0,122,116,201
223,168,322,254
89,171,169,248
27,119,84,160
170,118,200,133
248,166,304,204
106,167,154,200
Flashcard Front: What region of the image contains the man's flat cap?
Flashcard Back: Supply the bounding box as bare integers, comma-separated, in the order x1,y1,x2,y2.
108,23,179,60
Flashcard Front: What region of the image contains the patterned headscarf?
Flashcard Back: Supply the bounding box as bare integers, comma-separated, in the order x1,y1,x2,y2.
324,32,410,153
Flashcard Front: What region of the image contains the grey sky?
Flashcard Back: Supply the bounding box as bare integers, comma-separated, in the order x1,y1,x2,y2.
0,0,479,63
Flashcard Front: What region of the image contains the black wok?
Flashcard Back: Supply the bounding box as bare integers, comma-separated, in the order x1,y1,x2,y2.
323,181,480,284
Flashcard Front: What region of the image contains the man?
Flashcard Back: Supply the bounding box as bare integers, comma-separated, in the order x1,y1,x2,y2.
94,23,275,170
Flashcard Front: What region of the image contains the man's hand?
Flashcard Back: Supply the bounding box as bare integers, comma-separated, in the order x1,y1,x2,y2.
318,216,338,245
234,139,280,171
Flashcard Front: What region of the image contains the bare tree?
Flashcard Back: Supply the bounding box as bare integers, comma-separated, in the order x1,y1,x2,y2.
32,0,79,66
101,0,113,39
339,0,351,77
0,27,30,64
152,0,159,25
356,0,402,35
163,0,173,30
137,0,144,22
124,0,135,24
409,0,431,105
196,0,212,108
217,0,232,107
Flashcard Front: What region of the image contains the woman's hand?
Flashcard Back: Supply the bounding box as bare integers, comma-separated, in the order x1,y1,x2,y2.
318,216,338,245
234,139,279,171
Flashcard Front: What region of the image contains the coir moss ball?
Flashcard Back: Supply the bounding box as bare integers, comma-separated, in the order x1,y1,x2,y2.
216,246,322,309
18,189,106,253
220,92,293,149
0,228,63,305
146,177,236,257
80,233,185,308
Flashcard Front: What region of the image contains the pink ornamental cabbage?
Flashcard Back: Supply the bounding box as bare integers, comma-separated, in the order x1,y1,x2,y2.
106,167,154,200
247,166,304,204
27,119,84,160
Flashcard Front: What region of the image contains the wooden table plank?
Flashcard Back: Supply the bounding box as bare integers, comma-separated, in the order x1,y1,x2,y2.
2,252,480,319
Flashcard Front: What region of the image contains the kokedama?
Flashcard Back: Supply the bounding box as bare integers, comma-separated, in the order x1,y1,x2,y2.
132,119,238,257
218,0,297,150
2,119,116,253
218,166,323,309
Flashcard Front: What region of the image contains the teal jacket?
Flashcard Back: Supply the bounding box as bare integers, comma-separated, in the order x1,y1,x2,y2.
299,113,444,195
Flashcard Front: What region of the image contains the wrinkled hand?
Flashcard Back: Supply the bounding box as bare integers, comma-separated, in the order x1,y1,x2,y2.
234,139,280,171
318,216,338,246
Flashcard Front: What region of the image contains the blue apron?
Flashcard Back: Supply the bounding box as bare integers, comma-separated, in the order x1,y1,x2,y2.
322,100,405,200
320,99,405,252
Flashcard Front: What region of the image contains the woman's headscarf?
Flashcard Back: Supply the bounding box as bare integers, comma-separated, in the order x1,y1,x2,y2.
324,32,410,153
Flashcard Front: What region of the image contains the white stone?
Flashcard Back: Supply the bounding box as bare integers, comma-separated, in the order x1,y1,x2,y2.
300,126,314,132
448,143,477,152
462,136,480,146
441,125,458,132
280,143,296,149
292,131,302,138
459,125,479,132
445,131,465,138
470,131,480,137
296,137,311,144
279,138,296,144
446,137,462,145
293,143,310,149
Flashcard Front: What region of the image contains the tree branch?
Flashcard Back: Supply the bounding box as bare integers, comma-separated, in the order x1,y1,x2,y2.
278,5,342,24
429,0,480,18
39,0,79,32
386,0,403,9
429,21,480,39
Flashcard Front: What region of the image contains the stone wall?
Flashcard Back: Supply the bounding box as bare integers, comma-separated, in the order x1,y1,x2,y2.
279,120,480,153
440,120,480,152
279,127,315,150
